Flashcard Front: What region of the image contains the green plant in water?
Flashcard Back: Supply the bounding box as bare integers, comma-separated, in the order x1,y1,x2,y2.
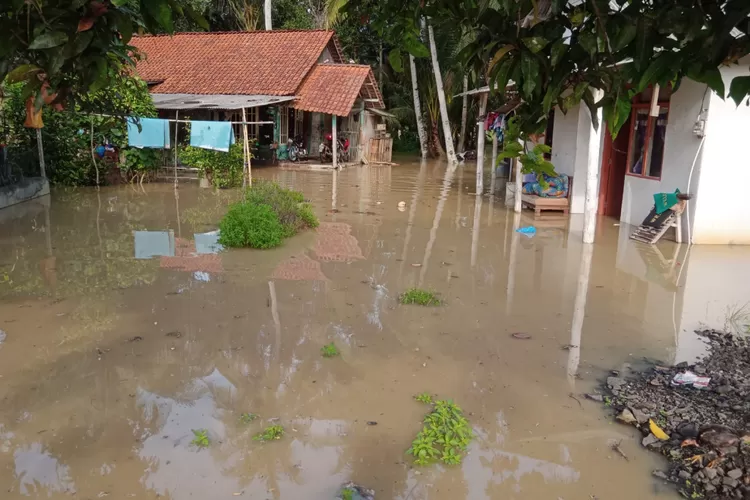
191,429,210,448
239,412,258,424
218,202,284,249
399,288,441,306
321,342,340,358
180,142,245,189
244,181,318,237
604,396,613,407
341,487,355,500
414,392,433,404
254,425,285,442
407,398,472,466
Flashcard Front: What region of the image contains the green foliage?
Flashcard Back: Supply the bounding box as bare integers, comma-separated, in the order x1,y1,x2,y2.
497,117,556,177
321,342,340,358
254,425,285,442
180,143,245,189
399,288,441,306
218,202,285,249
244,181,319,237
341,488,355,500
217,182,317,249
407,398,473,466
191,429,210,448
414,392,433,404
1,75,158,186
239,412,258,424
0,0,202,111
354,0,750,164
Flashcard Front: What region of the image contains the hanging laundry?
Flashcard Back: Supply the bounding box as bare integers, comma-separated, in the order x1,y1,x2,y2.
127,118,170,149
190,121,235,153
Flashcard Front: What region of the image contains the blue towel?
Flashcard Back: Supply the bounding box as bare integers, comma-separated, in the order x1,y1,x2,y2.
127,118,170,149
190,121,235,152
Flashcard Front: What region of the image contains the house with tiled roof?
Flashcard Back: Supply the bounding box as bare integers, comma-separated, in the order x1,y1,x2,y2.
131,30,386,165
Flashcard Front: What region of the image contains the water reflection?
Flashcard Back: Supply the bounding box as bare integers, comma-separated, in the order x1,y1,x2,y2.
2,162,750,499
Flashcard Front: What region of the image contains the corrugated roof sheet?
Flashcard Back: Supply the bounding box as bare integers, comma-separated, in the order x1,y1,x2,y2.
131,30,340,96
151,93,295,110
294,64,384,116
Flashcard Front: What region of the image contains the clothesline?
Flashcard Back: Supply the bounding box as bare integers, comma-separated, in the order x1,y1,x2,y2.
90,112,273,125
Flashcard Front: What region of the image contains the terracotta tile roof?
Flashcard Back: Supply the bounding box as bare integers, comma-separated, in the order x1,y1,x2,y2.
294,64,384,116
131,30,341,95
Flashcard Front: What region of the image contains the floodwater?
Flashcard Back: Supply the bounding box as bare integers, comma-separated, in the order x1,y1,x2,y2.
1,159,749,499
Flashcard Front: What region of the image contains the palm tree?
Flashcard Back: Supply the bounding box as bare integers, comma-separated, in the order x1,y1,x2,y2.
427,23,457,164
410,54,428,158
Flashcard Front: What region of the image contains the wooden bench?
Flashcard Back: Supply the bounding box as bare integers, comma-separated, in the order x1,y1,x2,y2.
521,194,570,218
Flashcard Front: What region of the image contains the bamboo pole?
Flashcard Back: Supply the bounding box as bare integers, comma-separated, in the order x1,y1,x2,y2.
36,128,46,179
242,107,251,188
476,93,488,195
90,117,99,186
490,133,498,197
174,110,179,187
332,115,338,170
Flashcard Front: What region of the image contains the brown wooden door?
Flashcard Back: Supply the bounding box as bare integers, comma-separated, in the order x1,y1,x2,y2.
598,118,631,217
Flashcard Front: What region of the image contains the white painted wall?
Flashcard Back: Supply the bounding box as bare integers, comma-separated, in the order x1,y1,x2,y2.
551,104,600,213
691,56,750,244
620,79,708,229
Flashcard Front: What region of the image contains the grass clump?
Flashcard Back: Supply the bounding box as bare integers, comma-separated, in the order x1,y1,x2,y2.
239,412,258,424
407,398,472,466
414,392,433,404
399,288,441,306
254,425,284,442
218,182,318,249
321,342,340,358
190,429,210,448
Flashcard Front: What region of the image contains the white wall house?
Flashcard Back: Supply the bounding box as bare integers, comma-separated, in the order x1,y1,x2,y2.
550,56,750,245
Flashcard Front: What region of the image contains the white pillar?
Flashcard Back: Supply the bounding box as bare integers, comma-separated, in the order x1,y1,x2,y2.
475,120,485,195
582,93,604,243
514,157,522,213
332,115,338,170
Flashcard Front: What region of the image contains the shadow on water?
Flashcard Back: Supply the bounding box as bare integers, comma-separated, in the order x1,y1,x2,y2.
1,158,749,498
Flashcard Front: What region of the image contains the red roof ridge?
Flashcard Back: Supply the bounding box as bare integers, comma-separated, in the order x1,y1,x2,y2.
317,63,372,69
134,29,333,38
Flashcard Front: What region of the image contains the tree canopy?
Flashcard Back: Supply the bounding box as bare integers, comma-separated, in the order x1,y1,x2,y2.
0,0,204,114
351,0,750,140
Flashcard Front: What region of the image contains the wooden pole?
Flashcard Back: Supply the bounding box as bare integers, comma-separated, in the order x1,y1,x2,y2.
173,110,179,188
36,128,46,179
242,107,250,188
90,117,99,186
332,115,338,170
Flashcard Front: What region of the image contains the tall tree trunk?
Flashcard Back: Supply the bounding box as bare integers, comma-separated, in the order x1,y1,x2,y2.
427,24,457,164
430,122,445,158
264,0,272,30
458,75,468,154
410,54,428,158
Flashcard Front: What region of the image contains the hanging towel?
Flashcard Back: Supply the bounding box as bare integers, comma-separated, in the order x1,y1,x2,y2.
127,118,170,149
654,189,680,214
190,121,235,152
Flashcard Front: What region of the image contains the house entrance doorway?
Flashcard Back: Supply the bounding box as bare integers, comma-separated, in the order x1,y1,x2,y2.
598,118,631,217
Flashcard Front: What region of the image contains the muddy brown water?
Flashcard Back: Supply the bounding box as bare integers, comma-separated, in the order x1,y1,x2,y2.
2,158,749,499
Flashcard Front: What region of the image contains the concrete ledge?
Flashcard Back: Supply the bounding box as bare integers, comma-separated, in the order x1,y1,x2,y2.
0,177,50,211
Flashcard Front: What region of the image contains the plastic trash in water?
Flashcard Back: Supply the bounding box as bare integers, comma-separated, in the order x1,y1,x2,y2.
516,226,537,238
672,371,710,389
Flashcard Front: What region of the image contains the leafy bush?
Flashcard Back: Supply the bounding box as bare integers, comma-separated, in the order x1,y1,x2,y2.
1,75,158,186
407,398,473,466
218,203,284,249
399,288,441,306
218,182,317,249
180,142,244,188
244,181,318,237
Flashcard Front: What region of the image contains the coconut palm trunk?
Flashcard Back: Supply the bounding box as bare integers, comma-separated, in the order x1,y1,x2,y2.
264,0,272,29
427,23,457,164
410,54,428,158
458,75,468,154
